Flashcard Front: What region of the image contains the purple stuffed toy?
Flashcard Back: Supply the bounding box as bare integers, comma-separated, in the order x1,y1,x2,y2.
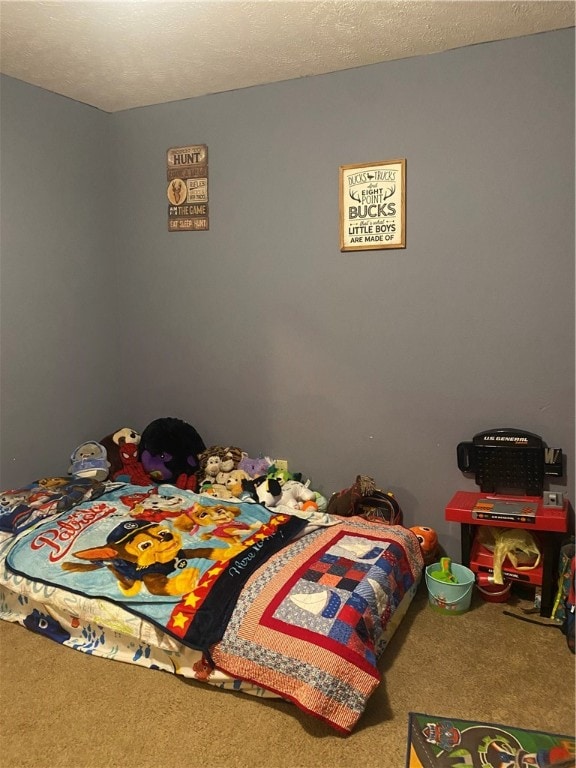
138,417,206,489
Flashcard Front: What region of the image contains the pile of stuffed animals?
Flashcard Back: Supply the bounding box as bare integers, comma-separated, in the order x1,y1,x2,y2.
69,418,205,489
68,417,326,514
67,416,442,561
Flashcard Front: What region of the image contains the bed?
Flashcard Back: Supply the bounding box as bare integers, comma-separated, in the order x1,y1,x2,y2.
0,471,423,733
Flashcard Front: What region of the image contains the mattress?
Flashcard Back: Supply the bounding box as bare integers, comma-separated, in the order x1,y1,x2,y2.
0,480,423,732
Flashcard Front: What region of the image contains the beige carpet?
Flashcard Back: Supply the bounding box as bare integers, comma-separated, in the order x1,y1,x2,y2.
1,585,574,768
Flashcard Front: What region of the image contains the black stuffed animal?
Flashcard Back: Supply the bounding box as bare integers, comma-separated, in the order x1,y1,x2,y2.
138,417,206,490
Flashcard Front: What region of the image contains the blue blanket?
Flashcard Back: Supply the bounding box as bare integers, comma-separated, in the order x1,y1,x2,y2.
6,484,306,659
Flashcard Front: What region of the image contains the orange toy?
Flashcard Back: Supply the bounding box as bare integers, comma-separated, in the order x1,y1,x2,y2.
410,525,439,564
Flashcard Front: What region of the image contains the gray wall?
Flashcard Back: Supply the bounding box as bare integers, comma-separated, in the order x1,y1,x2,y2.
1,30,574,557
0,78,126,487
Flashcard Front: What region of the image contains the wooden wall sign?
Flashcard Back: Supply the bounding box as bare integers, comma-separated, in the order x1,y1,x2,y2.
167,144,209,231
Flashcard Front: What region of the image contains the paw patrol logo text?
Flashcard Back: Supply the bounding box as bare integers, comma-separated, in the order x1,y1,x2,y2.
30,503,117,562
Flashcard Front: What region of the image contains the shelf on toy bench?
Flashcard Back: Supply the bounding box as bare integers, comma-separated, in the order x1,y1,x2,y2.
469,535,543,587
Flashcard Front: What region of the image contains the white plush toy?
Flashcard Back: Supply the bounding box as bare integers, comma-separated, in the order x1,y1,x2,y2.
278,479,316,509
253,476,283,507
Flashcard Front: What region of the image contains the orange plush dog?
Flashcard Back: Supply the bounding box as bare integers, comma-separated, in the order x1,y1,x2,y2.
174,501,260,543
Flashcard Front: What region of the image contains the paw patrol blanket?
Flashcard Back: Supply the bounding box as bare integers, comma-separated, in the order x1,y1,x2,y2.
6,484,307,659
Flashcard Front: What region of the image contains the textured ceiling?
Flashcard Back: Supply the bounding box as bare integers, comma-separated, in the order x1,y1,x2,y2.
0,1,574,113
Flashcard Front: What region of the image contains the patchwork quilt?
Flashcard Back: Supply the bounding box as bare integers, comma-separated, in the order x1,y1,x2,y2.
213,519,423,732
5,483,306,659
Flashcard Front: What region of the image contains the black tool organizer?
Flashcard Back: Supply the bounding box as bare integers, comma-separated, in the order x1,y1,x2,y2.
457,428,563,496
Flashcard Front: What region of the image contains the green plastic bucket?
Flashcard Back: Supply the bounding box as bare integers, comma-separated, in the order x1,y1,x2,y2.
425,562,475,615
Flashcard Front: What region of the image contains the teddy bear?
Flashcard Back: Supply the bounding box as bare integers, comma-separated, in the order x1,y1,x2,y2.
222,469,251,497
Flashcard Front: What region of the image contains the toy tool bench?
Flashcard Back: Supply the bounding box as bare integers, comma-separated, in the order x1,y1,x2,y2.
445,428,570,617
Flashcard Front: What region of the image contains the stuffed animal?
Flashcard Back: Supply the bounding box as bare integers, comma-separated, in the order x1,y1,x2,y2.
267,464,302,486
100,427,141,478
200,483,235,500
409,526,439,565
114,441,152,486
326,475,376,517
220,446,244,473
240,476,314,511
197,447,223,486
277,479,316,509
197,445,244,488
138,417,206,489
241,476,282,507
238,454,272,479
223,469,251,497
69,442,110,481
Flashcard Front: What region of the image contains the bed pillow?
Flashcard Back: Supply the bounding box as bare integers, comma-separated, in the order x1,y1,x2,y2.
0,477,106,534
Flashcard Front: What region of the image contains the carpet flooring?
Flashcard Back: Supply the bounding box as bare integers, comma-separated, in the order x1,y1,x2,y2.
1,584,574,768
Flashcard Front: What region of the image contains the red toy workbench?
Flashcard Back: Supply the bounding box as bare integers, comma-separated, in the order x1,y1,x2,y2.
445,490,570,617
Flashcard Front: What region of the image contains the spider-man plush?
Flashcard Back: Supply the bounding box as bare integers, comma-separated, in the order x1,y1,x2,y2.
114,442,151,486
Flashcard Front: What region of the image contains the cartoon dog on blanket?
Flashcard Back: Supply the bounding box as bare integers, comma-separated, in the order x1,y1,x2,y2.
61,519,221,597
172,501,262,546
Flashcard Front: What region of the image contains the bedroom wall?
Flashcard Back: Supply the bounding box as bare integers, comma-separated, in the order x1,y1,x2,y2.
109,29,575,556
0,77,124,487
0,29,574,558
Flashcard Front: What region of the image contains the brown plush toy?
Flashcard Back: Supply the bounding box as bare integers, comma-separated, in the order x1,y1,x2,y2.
326,475,376,517
197,445,244,489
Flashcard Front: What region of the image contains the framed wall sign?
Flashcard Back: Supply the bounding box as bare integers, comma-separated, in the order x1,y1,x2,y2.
339,158,406,251
167,144,209,231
